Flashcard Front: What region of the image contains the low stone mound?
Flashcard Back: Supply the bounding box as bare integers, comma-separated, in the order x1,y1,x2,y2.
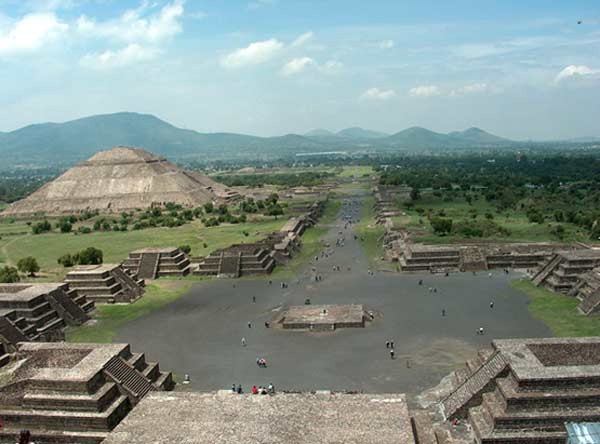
65,264,144,304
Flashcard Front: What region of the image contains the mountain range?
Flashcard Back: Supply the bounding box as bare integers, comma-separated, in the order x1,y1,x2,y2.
0,111,568,166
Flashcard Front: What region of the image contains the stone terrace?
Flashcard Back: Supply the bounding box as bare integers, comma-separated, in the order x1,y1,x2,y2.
533,249,600,295
122,247,190,280
65,264,144,304
0,342,173,444
570,267,600,315
435,337,600,444
0,283,92,344
278,304,368,331
102,391,414,444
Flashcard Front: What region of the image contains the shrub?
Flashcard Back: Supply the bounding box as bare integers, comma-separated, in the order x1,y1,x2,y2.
178,245,191,254
0,266,20,283
32,220,52,234
57,254,74,267
72,247,103,265
17,256,40,277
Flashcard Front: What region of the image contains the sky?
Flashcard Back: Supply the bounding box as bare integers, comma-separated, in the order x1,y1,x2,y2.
0,0,599,140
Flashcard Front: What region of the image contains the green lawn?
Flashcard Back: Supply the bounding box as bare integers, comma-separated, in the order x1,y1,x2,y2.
3,218,285,279
512,280,600,337
339,166,373,178
66,280,192,343
405,193,588,244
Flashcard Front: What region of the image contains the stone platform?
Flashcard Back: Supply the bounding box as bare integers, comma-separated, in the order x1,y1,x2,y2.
0,283,92,344
122,247,190,280
102,391,414,444
65,264,144,304
429,337,600,444
0,342,174,444
278,304,368,330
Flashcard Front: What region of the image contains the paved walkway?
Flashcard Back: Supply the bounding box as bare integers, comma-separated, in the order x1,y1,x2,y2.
116,192,552,398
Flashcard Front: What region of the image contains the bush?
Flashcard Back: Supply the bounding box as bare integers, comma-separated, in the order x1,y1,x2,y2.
17,256,40,277
203,202,214,213
72,247,103,265
178,245,191,254
0,266,20,283
430,217,453,235
58,221,72,233
32,220,52,234
57,254,75,267
77,226,92,234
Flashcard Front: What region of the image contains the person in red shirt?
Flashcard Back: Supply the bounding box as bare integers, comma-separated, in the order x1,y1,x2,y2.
251,385,258,394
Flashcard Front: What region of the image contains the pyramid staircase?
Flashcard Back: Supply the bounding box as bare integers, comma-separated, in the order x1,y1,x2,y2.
136,253,160,280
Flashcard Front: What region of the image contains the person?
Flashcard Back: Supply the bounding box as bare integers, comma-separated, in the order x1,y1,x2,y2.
390,340,394,348
18,430,32,444
406,359,411,368
386,340,390,349
252,296,256,303
488,272,492,278
269,280,272,285
442,309,446,317
418,279,423,285
251,385,258,394
260,386,267,395
390,349,395,359
183,374,190,384
265,321,270,328
241,337,247,347
433,288,437,293
232,384,236,392
490,301,494,309
237,384,242,394
248,322,252,328
268,383,275,394
479,327,484,335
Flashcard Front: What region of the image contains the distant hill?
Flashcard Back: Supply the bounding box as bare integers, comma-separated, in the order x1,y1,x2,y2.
337,127,389,139
0,112,521,166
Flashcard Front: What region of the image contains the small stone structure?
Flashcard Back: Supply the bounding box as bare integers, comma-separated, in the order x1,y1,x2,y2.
278,304,369,331
0,341,173,444
0,283,93,344
532,249,600,293
570,267,600,315
1,146,240,217
65,264,145,304
102,391,415,444
122,247,191,280
417,337,600,444
195,204,324,278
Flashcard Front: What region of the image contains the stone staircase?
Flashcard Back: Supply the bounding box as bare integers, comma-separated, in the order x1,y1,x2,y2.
442,351,508,420
136,253,160,280
103,356,154,401
218,254,241,278
459,247,488,272
531,254,562,286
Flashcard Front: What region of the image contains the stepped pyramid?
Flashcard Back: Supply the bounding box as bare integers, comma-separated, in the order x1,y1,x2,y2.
1,146,240,216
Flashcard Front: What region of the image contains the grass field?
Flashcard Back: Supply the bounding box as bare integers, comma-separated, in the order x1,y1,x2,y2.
2,218,285,279
356,196,391,270
338,166,373,178
399,192,588,244
512,280,600,336
66,279,192,343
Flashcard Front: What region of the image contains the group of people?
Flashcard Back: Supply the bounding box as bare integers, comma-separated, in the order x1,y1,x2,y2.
256,357,267,367
251,383,275,395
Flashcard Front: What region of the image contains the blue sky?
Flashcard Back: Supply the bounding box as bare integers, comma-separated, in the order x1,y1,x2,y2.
0,0,599,139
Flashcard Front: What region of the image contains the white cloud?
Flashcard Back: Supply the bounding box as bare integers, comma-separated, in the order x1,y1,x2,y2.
319,59,344,74
408,85,441,97
80,43,159,69
281,57,314,76
378,39,394,49
360,87,396,101
76,0,184,44
0,12,68,55
291,31,313,48
220,38,284,69
555,65,600,82
450,83,488,96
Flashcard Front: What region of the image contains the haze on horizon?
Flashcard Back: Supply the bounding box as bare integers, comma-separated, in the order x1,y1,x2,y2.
0,0,599,140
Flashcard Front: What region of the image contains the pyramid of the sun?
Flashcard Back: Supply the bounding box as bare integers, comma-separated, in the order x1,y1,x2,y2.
2,146,240,216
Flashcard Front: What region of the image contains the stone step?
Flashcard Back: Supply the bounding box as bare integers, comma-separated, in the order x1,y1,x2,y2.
127,352,146,371
23,382,120,412
410,411,436,444
36,316,65,333
153,371,173,390
0,394,130,432
0,428,108,444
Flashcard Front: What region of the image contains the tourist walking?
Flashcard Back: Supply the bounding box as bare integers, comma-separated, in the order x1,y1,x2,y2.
442,309,446,317
390,349,395,359
252,296,256,303
248,321,252,328
268,383,275,394
237,384,242,394
390,340,394,348
241,337,247,347
490,301,494,309
386,340,390,348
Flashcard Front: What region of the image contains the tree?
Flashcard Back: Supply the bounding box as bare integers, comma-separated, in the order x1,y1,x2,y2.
430,217,453,235
32,220,52,234
73,247,103,265
0,266,20,283
57,254,75,267
57,221,72,233
203,202,214,213
410,187,420,201
17,257,40,277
